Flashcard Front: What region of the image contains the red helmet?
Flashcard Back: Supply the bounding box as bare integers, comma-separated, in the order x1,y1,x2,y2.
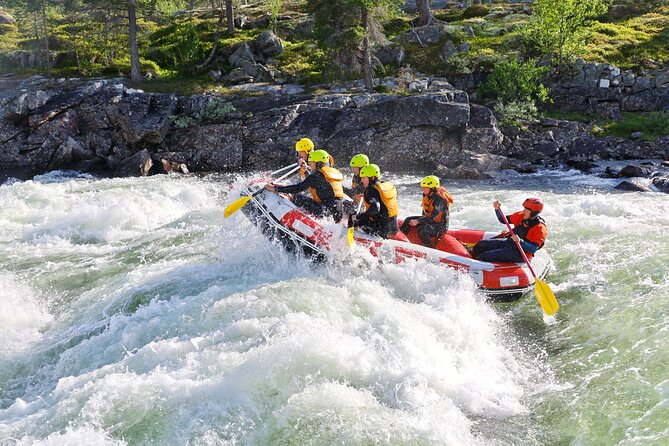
523,197,544,214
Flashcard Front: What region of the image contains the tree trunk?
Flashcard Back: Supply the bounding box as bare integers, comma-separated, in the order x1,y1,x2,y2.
362,6,374,91
197,13,224,69
226,0,235,34
40,0,51,75
127,0,141,82
417,0,434,27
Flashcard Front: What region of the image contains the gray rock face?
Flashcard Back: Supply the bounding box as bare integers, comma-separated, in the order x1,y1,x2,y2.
1,76,667,180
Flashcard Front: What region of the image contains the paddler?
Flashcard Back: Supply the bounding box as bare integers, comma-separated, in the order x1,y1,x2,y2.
351,164,400,239
265,149,344,222
294,137,335,180
400,175,453,248
471,198,547,262
344,153,369,206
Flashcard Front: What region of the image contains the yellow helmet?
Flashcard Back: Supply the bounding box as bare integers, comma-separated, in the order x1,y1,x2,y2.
308,149,330,164
295,137,315,153
420,175,440,188
349,154,370,168
360,164,381,178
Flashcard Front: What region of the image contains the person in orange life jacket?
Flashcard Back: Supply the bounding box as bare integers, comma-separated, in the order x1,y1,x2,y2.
400,175,454,248
265,149,345,222
471,198,547,263
343,153,369,205
294,137,336,180
351,164,400,239
295,137,315,180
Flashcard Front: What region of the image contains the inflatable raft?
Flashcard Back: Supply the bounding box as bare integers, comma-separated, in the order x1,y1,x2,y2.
239,183,553,300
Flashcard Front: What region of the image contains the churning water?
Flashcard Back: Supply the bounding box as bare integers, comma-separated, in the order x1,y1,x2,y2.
0,167,667,445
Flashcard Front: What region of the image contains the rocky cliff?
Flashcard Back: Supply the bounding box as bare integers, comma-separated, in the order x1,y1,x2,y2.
1,76,667,192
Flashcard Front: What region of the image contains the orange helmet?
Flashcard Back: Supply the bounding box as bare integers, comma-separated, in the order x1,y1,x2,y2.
523,198,544,215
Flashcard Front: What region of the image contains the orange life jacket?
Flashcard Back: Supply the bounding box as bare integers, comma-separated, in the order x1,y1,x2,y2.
507,212,547,249
309,166,344,203
421,187,453,223
365,182,398,218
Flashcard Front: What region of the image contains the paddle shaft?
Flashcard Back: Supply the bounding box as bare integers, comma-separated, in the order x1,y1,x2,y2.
498,207,538,278
270,163,298,177
260,165,301,194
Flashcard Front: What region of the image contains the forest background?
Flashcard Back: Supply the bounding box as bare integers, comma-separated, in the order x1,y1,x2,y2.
1,0,669,135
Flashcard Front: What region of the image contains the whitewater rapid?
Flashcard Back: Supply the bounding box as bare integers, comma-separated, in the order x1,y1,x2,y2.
0,168,667,445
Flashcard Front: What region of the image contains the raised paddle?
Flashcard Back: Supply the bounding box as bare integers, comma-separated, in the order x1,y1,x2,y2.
499,206,560,316
270,163,298,177
347,199,365,246
224,165,301,218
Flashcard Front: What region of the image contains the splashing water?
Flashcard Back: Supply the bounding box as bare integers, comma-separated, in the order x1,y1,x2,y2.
1,169,667,445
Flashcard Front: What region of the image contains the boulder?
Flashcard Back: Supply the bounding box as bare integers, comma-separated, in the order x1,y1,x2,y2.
114,149,153,177
255,30,284,58
651,176,669,193
374,44,405,67
229,43,256,68
617,164,651,178
440,41,458,60
161,159,189,174
614,179,651,192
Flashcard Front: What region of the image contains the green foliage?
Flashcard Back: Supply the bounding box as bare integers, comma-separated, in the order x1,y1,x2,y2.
170,98,239,128
520,0,611,64
494,100,540,127
267,0,283,31
382,17,411,38
274,40,327,83
147,16,211,75
599,111,669,140
198,99,238,121
584,9,669,68
306,0,403,81
478,57,550,104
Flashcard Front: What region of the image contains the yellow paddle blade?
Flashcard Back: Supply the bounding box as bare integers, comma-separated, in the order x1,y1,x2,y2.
534,278,560,316
347,226,355,246
223,195,252,218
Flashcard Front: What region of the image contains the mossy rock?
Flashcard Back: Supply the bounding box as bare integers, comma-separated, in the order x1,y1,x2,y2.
462,5,489,19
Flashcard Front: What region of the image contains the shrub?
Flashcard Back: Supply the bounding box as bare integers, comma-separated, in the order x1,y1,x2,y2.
495,100,539,127
478,57,550,105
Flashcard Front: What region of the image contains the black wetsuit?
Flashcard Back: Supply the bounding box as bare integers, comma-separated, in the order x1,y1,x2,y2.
400,191,450,247
355,180,398,239
274,170,342,221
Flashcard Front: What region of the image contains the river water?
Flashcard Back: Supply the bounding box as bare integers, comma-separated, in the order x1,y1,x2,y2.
0,168,667,445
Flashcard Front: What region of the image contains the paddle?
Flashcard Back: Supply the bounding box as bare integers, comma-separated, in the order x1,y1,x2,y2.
347,199,365,246
270,163,298,177
223,165,301,218
499,206,560,316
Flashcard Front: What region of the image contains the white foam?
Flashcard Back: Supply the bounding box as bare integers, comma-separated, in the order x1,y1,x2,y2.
0,272,52,356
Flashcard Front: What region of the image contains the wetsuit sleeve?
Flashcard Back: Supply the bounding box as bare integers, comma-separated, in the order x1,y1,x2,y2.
275,174,315,194
518,239,539,254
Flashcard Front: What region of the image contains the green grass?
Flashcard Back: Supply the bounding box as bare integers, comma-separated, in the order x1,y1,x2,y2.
597,111,669,140
584,7,669,68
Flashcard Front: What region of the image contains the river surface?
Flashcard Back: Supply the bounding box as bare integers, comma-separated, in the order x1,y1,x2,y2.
0,167,667,445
